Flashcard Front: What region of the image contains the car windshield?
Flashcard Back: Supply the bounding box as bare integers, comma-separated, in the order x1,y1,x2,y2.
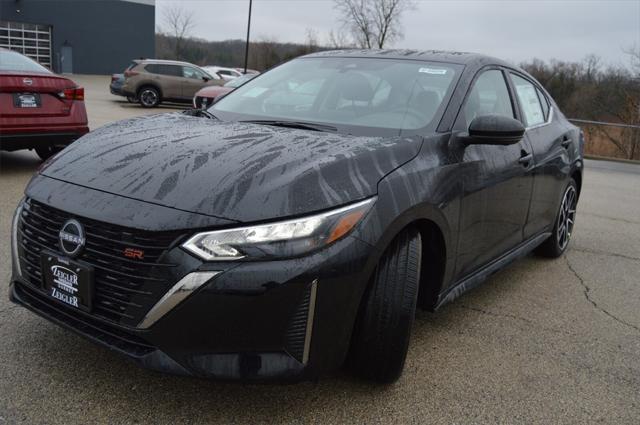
201,69,215,80
224,74,255,88
212,57,461,134
0,50,51,73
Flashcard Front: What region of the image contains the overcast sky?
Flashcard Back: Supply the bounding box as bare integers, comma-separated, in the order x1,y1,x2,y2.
156,0,639,67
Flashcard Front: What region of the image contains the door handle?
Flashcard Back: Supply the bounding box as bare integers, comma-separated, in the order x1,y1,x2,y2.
561,136,572,148
519,152,533,165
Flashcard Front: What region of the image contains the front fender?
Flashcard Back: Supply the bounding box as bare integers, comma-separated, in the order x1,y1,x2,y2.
352,135,461,293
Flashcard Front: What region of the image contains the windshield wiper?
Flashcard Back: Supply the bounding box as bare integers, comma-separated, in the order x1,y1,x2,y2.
240,120,337,133
184,108,218,120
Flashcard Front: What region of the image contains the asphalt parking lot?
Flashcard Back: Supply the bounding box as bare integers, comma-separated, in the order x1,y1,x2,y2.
1,75,639,424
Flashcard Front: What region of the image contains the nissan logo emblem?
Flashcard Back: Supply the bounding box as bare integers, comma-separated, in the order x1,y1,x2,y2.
23,78,33,86
59,219,86,257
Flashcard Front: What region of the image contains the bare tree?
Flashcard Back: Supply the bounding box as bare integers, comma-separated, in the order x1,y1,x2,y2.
583,54,601,82
335,0,373,48
163,5,196,60
250,36,281,71
522,52,640,160
305,28,319,50
327,29,354,49
623,45,640,76
334,0,414,49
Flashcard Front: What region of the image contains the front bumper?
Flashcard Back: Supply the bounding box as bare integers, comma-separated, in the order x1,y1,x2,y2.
10,199,374,381
0,128,89,152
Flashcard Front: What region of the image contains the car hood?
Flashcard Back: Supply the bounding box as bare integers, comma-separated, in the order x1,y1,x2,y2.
40,113,422,223
196,86,233,97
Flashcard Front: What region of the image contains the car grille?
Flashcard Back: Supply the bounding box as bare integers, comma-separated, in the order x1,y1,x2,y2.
14,282,155,357
17,198,185,328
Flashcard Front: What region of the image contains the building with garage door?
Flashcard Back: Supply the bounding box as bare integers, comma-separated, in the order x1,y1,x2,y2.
0,0,155,74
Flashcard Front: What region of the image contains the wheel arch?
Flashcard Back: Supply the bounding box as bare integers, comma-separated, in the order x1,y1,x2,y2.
413,219,447,311
137,83,163,100
346,214,449,370
359,204,453,313
571,165,583,199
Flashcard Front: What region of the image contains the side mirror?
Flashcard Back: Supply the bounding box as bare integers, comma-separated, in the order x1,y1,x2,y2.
466,114,525,145
202,76,210,82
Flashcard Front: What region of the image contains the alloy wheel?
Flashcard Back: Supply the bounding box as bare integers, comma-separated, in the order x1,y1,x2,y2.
140,89,158,107
557,185,577,250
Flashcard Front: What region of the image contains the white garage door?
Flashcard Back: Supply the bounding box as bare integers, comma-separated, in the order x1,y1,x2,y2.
0,20,52,69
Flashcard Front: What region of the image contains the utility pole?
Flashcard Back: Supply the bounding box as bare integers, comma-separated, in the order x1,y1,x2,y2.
243,0,252,74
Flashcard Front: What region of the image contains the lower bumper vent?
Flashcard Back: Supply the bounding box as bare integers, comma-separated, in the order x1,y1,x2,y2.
284,280,317,364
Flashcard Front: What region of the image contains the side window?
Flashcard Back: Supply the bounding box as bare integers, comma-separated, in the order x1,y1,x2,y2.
166,65,183,77
183,66,204,79
463,70,514,128
144,64,160,74
511,74,545,127
145,64,181,76
536,87,550,121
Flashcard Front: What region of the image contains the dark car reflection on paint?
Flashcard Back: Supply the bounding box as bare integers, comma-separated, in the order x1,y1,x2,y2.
9,50,583,384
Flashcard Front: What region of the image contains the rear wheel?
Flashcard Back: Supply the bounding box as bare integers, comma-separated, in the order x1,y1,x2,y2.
348,228,422,383
35,146,63,161
536,179,578,258
138,86,160,108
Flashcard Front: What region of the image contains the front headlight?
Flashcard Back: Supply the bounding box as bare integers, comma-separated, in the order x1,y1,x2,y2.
182,198,375,261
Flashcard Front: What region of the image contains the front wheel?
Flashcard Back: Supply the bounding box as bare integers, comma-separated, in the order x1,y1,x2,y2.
536,179,578,258
347,228,422,383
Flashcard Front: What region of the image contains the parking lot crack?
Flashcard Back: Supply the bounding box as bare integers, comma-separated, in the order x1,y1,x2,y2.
565,256,640,334
459,305,574,337
573,247,640,262
581,212,640,225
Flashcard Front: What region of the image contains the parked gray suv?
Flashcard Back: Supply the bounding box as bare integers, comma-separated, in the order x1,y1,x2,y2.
122,59,224,107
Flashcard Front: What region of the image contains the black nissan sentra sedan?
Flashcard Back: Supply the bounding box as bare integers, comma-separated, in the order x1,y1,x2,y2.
10,50,583,383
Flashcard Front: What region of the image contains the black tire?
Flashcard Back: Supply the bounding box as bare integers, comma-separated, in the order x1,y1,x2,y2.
536,178,578,258
126,95,138,103
348,228,422,383
35,146,62,161
138,86,160,108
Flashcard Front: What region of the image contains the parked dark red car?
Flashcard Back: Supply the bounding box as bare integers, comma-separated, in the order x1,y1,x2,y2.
0,48,89,160
193,73,256,109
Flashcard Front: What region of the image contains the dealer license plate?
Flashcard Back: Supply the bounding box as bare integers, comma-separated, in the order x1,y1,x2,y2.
41,253,94,312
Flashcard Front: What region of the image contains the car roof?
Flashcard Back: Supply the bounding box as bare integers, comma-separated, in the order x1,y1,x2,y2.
136,58,195,66
302,49,516,68
204,66,237,71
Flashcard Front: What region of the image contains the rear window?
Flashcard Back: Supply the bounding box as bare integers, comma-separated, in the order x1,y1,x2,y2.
511,74,545,127
0,49,51,73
